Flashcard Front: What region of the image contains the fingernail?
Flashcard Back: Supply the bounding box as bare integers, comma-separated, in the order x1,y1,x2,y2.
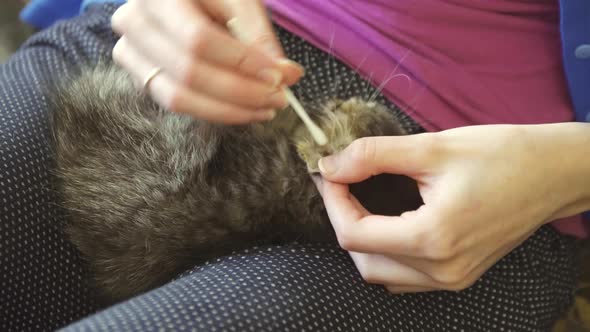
258,109,276,121
278,59,305,76
269,91,288,109
257,69,283,88
318,156,337,175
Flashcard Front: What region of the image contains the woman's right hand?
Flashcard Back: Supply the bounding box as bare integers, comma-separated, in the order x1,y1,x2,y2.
111,0,304,124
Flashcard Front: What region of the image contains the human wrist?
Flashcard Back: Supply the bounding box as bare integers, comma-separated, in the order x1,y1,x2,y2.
528,122,590,221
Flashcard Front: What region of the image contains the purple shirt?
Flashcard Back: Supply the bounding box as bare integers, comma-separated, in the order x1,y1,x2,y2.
266,0,587,237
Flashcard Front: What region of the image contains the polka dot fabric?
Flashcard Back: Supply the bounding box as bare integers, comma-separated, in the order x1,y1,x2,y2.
0,4,120,331
63,232,577,332
0,4,580,331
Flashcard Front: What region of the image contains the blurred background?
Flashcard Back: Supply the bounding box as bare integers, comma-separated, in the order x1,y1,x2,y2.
0,1,32,63
0,1,589,331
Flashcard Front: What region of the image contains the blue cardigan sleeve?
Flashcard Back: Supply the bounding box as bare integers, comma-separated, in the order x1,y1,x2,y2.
19,0,127,29
559,0,590,123
559,0,590,220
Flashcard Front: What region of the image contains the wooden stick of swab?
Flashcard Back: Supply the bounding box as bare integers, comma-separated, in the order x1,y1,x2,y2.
226,18,328,146
282,88,328,146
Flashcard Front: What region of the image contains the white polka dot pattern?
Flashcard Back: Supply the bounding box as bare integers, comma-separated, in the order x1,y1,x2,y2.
0,4,580,332
62,234,577,332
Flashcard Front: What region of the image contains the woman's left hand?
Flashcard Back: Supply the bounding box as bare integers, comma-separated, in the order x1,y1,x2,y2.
314,123,590,294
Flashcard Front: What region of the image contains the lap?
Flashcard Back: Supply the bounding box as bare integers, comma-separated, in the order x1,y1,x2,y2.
62,226,578,332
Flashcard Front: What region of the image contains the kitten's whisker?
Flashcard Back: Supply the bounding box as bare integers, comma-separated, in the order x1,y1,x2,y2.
327,24,338,96
362,72,376,101
369,73,412,103
367,49,412,102
341,51,371,98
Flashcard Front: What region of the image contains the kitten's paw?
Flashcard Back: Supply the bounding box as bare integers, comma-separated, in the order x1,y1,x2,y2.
294,98,405,173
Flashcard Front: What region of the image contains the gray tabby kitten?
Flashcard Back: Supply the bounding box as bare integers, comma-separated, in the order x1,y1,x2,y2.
49,64,422,303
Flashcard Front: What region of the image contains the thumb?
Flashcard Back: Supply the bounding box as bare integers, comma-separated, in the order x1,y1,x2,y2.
318,135,434,183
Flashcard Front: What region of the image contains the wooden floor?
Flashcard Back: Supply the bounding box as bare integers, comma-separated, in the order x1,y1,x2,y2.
0,1,588,330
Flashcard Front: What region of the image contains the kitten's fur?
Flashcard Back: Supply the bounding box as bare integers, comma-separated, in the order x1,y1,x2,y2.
49,64,422,303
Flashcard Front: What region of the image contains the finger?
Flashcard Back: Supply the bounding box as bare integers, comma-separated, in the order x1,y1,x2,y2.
368,228,534,292
351,251,473,292
279,61,305,86
437,229,535,291
110,2,129,35
388,226,536,287
350,252,437,287
321,180,368,241
207,0,284,57
318,134,438,183
150,71,277,123
112,37,276,124
218,4,304,85
139,0,294,84
385,285,438,294
311,175,323,195
113,4,288,110
321,180,433,257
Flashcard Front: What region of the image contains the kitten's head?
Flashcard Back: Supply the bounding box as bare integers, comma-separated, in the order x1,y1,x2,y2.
294,97,406,173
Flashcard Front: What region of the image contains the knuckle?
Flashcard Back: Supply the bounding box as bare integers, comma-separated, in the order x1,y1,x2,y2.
422,226,459,261
251,89,278,109
349,137,377,166
336,228,360,252
250,93,268,109
423,240,454,261
232,47,251,71
250,33,276,49
176,60,199,89
224,78,248,99
186,23,210,56
111,7,128,33
406,224,429,253
355,258,380,284
432,263,468,285
416,133,445,163
426,240,456,261
113,4,143,34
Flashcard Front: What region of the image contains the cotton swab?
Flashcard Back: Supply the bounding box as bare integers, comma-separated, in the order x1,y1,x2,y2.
282,88,328,145
226,18,328,146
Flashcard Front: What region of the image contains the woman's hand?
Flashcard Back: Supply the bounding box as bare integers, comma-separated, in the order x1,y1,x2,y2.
315,123,590,293
111,0,304,124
